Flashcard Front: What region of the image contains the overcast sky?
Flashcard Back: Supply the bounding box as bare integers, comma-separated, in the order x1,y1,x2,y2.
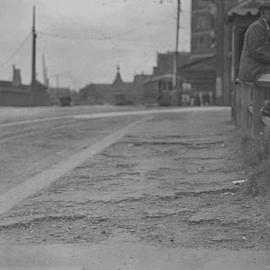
0,0,191,89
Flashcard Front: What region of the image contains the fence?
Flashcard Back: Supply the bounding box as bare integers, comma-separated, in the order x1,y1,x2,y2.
234,81,270,137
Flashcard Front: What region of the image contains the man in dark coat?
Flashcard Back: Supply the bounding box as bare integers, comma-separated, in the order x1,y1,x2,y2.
238,1,270,82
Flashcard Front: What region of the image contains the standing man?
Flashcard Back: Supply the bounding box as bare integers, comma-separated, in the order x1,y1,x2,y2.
238,0,270,82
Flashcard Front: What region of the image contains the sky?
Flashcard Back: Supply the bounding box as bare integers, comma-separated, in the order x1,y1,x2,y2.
0,0,191,89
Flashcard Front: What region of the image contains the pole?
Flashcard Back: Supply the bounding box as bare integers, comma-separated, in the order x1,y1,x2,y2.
215,0,224,105
56,75,60,89
31,6,37,105
173,0,181,104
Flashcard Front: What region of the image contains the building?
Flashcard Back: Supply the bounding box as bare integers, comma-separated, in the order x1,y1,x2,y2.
191,0,216,58
48,87,71,106
188,0,243,105
153,52,190,75
0,66,50,106
79,67,151,105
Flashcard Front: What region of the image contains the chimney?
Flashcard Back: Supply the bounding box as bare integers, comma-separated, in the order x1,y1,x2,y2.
12,65,22,87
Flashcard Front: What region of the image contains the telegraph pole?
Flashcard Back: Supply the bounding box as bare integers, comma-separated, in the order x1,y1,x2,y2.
31,6,37,95
215,0,224,105
173,0,181,105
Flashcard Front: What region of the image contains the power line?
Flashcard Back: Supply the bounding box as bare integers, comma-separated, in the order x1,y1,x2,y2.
38,31,175,48
35,0,176,40
35,0,110,40
0,32,31,68
38,31,111,41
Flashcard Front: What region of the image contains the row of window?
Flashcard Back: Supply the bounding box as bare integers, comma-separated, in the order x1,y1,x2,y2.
191,34,215,53
158,80,173,91
192,13,214,32
192,0,215,11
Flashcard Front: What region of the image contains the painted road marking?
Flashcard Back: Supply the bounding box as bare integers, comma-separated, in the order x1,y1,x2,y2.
0,107,230,128
0,116,152,216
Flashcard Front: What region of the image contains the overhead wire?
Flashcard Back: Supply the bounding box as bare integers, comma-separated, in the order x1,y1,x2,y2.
0,32,31,68
33,0,186,87
34,0,176,42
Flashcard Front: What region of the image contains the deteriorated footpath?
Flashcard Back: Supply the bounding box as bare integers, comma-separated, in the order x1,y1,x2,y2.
0,107,269,269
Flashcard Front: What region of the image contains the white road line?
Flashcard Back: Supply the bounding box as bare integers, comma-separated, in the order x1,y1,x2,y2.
0,116,152,216
0,107,230,128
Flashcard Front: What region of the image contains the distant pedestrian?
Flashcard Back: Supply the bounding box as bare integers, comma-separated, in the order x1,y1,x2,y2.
190,95,195,106
202,93,207,106
194,94,201,106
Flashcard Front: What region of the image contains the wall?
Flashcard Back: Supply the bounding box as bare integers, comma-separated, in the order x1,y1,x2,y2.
0,87,30,106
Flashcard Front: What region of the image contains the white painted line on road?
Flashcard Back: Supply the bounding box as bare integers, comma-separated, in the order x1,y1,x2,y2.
0,116,152,216
0,107,230,128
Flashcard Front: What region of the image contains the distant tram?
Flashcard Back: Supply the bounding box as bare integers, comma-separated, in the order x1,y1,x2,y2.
143,74,180,106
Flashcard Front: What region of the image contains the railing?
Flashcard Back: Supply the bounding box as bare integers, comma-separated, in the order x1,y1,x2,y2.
235,80,270,137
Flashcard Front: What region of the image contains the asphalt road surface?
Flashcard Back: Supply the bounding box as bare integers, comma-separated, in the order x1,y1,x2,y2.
0,105,269,269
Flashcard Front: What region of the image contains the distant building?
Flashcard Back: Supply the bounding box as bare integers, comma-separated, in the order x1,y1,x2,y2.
0,66,50,106
79,67,151,105
48,87,71,105
188,0,242,105
191,0,216,58
153,52,190,75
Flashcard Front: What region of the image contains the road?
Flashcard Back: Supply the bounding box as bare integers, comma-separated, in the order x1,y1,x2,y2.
0,105,269,269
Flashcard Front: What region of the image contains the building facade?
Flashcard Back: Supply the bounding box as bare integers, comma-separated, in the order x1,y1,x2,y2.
190,0,243,105
79,67,150,105
0,66,50,106
191,0,216,57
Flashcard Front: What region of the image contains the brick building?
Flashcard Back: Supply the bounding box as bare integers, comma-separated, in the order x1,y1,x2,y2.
187,0,243,105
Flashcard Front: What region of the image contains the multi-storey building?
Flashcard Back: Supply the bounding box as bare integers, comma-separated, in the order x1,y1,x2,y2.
189,0,242,105
191,0,216,57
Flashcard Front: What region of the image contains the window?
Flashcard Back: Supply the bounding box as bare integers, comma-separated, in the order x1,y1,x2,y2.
168,81,173,91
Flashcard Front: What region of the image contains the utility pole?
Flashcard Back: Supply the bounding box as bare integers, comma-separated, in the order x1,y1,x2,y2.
31,6,37,105
173,0,181,105
56,75,60,89
215,0,224,105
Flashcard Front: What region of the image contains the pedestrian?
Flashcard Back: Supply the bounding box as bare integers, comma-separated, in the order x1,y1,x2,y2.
205,93,210,106
202,93,207,106
194,94,201,106
190,94,195,106
238,0,270,82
